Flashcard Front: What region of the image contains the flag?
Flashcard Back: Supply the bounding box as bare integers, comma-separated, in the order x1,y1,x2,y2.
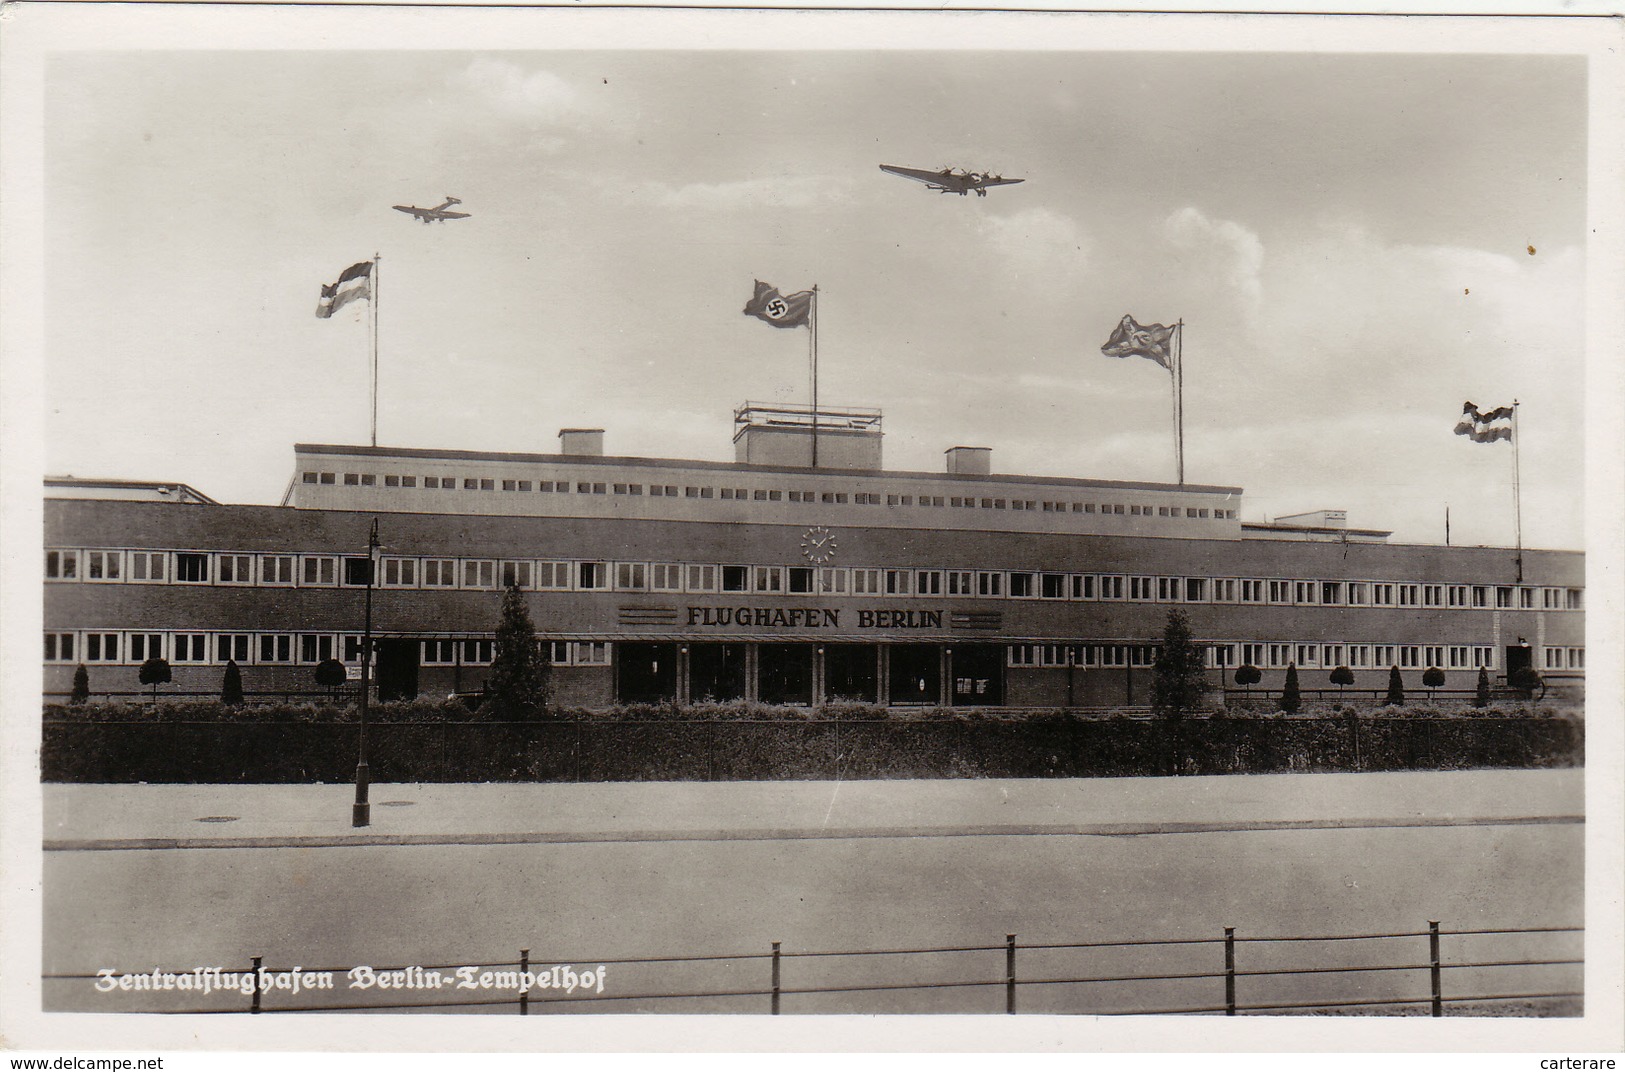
316,260,374,319
1454,401,1514,443
1100,314,1176,370
743,280,813,328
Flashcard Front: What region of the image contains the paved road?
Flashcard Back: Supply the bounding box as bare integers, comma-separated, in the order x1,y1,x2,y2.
40,771,1585,1015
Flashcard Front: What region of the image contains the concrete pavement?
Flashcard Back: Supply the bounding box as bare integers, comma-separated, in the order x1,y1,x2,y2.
43,769,1585,851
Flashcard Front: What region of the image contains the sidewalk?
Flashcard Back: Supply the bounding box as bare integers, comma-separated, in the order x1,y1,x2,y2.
43,769,1585,851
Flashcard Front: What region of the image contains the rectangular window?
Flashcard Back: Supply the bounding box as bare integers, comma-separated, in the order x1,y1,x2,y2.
1424,645,1444,668
685,564,717,593
1518,587,1535,609
422,559,457,587
754,566,783,593
616,562,648,591
129,551,166,582
172,633,209,663
1495,586,1515,609
721,565,749,593
885,569,911,596
1346,582,1369,606
501,561,533,589
1295,644,1320,668
1040,573,1066,599
1239,580,1265,603
1371,583,1395,606
259,634,294,663
1421,585,1443,607
1566,589,1584,610
1183,578,1207,603
128,633,164,663
174,552,209,583
1268,580,1293,604
1268,643,1292,669
344,557,374,587
380,555,419,591
1071,574,1095,600
549,641,571,666
85,550,122,581
1543,647,1564,670
217,634,250,663
578,562,608,590
461,560,496,589
1129,576,1155,601
1348,645,1371,669
788,567,815,594
461,639,495,664
302,556,337,586
818,568,848,595
1446,585,1469,608
83,632,120,662
574,641,610,666
1098,575,1124,600
537,561,572,590
1320,581,1343,605
1009,572,1037,598
1399,645,1422,669
1447,646,1469,669
421,640,457,666
1211,578,1235,603
300,634,335,664
1568,648,1584,670
1295,581,1318,605
214,554,252,585
1322,644,1344,668
1470,585,1490,608
258,555,293,585
651,564,683,592
1008,644,1037,667
851,569,882,595
945,571,974,597
916,570,944,596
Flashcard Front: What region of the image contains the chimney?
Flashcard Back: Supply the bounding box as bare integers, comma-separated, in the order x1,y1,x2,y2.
558,428,605,456
945,446,991,476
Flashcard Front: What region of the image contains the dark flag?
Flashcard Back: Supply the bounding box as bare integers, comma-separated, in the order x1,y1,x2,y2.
1454,401,1514,443
743,280,814,328
1100,314,1176,370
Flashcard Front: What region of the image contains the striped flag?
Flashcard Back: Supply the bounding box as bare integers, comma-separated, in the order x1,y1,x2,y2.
1454,401,1514,443
316,261,374,319
1100,314,1176,370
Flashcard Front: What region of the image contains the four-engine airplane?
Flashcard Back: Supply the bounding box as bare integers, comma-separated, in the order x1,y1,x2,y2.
392,196,472,224
878,164,1024,197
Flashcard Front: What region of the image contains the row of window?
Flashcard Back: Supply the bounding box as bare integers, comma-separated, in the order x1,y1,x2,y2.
1009,642,1507,670
43,631,1583,675
43,548,1586,612
300,469,1240,522
42,631,609,668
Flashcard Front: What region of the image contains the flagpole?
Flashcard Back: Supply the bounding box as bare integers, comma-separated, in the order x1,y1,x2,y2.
371,252,380,448
1512,399,1523,583
1174,321,1185,485
810,284,820,469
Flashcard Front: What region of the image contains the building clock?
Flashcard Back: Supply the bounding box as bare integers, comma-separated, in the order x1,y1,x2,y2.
800,526,838,565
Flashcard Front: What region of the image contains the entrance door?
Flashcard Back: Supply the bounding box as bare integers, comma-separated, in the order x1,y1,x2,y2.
689,643,747,702
888,644,941,705
374,639,419,702
617,642,678,704
950,645,1004,706
1505,643,1534,681
758,644,813,705
824,644,879,703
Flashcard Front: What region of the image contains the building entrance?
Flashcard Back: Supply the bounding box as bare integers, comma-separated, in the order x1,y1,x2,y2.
758,644,813,705
617,642,678,704
950,644,1004,706
689,643,747,702
374,639,419,702
888,643,941,705
823,644,879,703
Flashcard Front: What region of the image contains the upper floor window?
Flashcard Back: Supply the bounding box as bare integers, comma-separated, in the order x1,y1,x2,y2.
174,552,210,584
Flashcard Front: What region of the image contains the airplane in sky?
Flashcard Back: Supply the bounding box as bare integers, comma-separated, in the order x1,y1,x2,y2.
391,196,471,224
878,165,1025,198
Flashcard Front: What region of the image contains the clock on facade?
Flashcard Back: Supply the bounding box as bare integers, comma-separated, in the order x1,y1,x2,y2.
799,526,838,564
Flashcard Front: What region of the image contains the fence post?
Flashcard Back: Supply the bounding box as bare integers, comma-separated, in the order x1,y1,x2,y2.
771,941,781,1015
1429,921,1442,1017
1005,934,1017,1014
519,948,529,1016
1224,928,1236,1015
250,955,262,1014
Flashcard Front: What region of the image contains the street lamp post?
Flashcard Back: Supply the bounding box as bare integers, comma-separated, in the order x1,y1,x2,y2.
353,518,379,828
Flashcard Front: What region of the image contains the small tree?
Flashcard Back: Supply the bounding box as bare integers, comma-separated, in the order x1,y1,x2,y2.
1280,663,1301,714
1234,664,1261,702
138,657,171,700
1474,667,1491,708
1509,666,1545,706
1422,667,1446,703
1384,666,1405,707
221,659,245,706
1329,665,1353,701
313,658,347,702
70,664,90,705
1152,610,1206,720
487,584,549,720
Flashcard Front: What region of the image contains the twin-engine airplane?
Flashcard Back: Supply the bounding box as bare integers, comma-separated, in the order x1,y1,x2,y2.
878,164,1024,197
392,196,472,224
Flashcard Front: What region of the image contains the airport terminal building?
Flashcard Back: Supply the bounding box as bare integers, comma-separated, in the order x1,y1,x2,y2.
43,404,1585,707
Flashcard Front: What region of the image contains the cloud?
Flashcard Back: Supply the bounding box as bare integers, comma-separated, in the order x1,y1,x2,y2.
451,58,595,128
978,207,1091,283
1162,206,1264,307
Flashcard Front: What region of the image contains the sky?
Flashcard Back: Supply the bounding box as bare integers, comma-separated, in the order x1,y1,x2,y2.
39,27,1593,549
